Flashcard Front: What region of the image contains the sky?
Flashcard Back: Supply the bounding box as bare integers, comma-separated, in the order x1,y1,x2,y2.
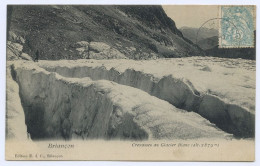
162,5,219,29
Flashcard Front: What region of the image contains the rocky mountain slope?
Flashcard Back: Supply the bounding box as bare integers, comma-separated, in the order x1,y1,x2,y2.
7,5,204,60
197,36,218,50
180,27,218,49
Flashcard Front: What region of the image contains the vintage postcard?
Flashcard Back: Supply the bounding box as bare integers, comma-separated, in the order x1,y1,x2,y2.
5,4,256,161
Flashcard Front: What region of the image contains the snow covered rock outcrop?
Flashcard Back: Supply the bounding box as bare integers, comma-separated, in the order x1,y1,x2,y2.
39,57,255,138
7,31,32,61
89,42,126,59
7,41,32,61
9,31,26,44
8,61,231,140
74,41,126,59
7,41,23,60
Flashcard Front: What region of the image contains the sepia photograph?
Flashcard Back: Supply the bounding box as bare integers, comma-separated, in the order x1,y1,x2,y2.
3,1,257,163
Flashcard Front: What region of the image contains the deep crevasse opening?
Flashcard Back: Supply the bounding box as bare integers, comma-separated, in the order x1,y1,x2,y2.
39,59,255,138
7,61,231,140
11,63,149,140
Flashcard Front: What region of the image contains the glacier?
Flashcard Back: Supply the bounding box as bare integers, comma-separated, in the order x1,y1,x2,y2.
39,57,255,137
6,60,234,140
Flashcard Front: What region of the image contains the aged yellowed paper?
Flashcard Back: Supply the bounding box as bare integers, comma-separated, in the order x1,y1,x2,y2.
5,5,255,161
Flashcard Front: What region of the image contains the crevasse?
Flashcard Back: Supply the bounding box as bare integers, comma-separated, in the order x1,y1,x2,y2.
8,61,230,140
39,59,255,138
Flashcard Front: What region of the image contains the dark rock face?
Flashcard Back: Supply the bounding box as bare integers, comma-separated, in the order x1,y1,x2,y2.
197,36,218,50
180,27,218,50
206,46,256,60
180,27,218,41
180,27,256,60
7,5,204,60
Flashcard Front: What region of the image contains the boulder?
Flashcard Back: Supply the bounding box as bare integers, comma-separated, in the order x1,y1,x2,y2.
74,41,126,59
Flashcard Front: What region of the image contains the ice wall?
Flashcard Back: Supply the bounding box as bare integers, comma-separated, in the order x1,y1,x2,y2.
6,64,28,140
40,60,255,138
9,61,230,140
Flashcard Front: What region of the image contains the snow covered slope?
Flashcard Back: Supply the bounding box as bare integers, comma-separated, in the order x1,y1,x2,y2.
39,57,255,137
7,60,231,140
